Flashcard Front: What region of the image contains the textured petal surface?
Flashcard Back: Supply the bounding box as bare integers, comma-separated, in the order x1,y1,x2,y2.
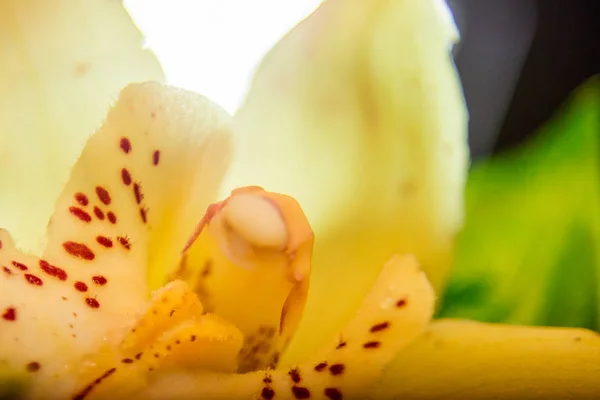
228,0,468,363
132,254,435,400
44,81,233,317
72,281,244,400
0,82,233,398
0,0,164,254
166,186,314,372
371,319,600,399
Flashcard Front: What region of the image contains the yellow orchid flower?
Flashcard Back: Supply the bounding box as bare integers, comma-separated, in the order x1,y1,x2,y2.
1,81,599,400
1,1,600,400
0,81,435,399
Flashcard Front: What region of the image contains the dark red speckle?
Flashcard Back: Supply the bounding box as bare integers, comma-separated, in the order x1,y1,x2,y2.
92,275,107,286
74,281,88,292
336,341,347,350
396,298,407,308
11,261,28,271
117,236,131,250
93,207,105,220
363,341,381,349
289,368,301,383
96,236,113,248
120,137,132,154
121,168,132,186
2,307,16,321
95,186,111,205
107,212,117,224
291,386,310,399
74,193,89,206
24,274,43,286
133,183,143,204
261,387,275,400
63,241,95,260
329,364,345,375
69,207,92,223
370,322,390,333
0,239,3,249
324,388,343,400
26,362,41,372
152,150,160,166
85,298,100,309
3,266,12,275
140,208,147,224
314,362,328,372
39,260,68,281
73,367,115,400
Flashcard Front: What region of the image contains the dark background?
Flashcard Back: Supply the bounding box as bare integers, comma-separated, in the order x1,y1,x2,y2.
448,0,600,159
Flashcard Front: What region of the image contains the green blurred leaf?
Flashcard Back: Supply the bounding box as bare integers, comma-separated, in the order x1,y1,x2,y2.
439,76,600,330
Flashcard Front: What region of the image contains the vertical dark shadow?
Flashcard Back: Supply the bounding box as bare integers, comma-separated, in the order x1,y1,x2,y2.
449,0,538,159
495,0,600,152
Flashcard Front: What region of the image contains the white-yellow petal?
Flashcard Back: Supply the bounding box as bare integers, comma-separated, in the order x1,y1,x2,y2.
0,0,164,254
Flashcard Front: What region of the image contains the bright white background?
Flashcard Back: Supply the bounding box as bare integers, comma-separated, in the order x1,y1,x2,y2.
124,0,322,113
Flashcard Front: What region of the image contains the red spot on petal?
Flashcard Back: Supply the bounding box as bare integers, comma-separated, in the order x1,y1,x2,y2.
289,368,301,383
117,236,131,250
324,388,343,400
336,341,347,350
140,208,148,224
2,307,16,321
74,281,88,292
363,341,381,349
93,207,105,220
26,362,41,372
24,274,43,286
73,367,115,400
370,322,390,333
39,260,68,281
261,387,275,400
329,364,345,376
75,193,89,206
152,150,160,166
92,275,107,286
133,183,143,204
291,386,310,399
69,207,91,223
96,236,113,248
314,362,328,372
120,137,131,154
0,239,3,249
3,266,12,275
11,261,28,271
121,168,132,186
85,298,100,309
396,298,407,308
63,241,95,261
95,186,111,205
107,212,117,224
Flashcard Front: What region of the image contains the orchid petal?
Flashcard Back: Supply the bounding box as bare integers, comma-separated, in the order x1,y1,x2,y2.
131,254,435,400
0,82,233,398
0,0,164,254
228,0,468,363
372,319,600,399
73,281,244,400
